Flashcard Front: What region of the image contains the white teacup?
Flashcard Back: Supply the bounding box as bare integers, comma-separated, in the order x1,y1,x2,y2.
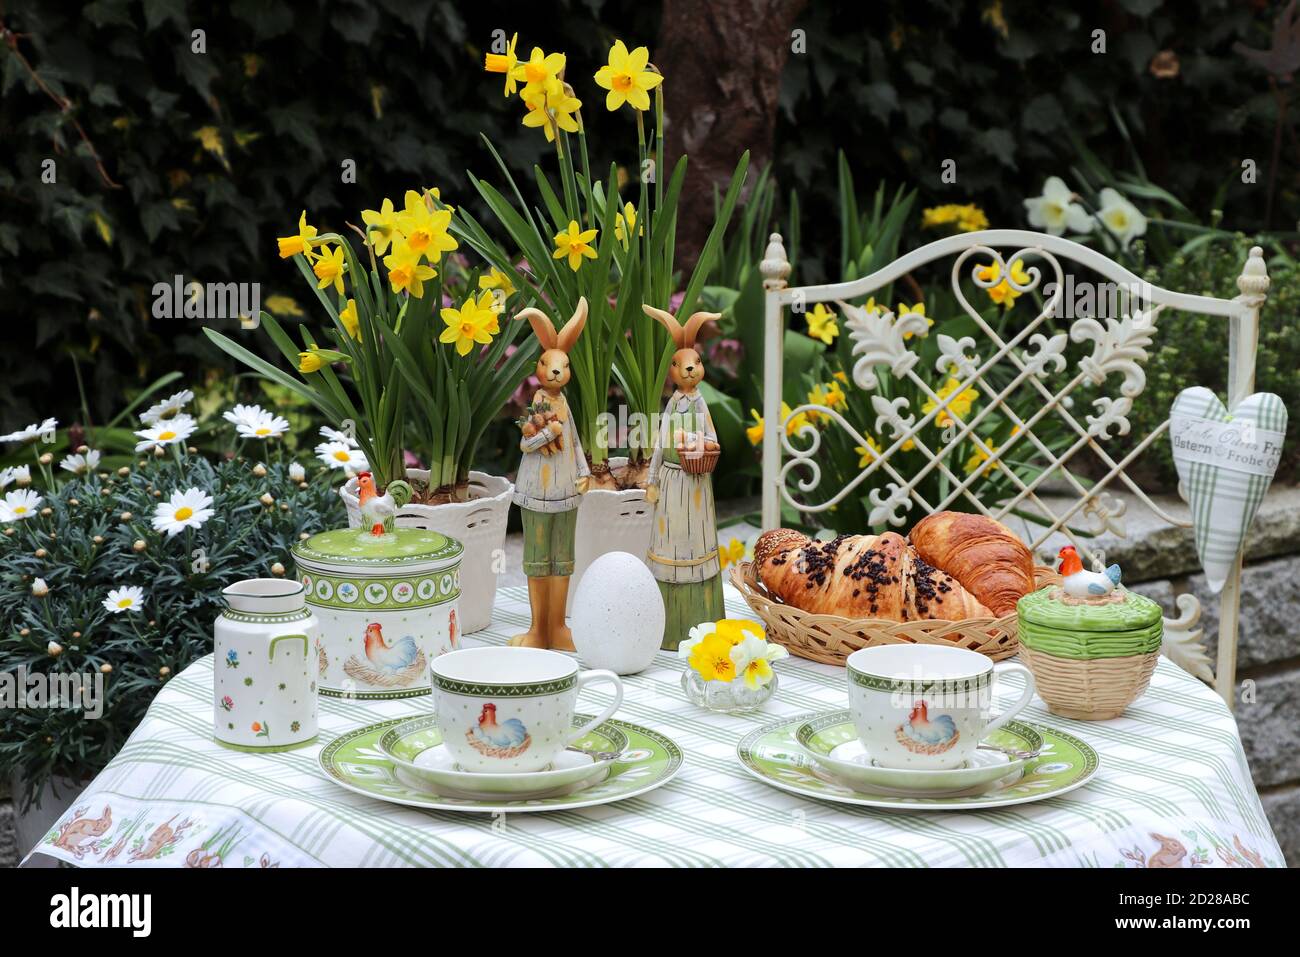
428,647,623,773
845,645,1036,770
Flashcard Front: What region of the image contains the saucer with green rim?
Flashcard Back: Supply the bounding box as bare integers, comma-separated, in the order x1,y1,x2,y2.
377,714,626,797
796,711,1036,795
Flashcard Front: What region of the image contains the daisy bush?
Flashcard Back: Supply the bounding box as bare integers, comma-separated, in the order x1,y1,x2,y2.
0,438,343,806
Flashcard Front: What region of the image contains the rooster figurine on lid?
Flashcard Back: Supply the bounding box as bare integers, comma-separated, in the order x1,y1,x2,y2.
1055,545,1122,598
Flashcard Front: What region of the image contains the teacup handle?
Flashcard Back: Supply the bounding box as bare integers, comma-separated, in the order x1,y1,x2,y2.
565,669,624,747
984,662,1037,735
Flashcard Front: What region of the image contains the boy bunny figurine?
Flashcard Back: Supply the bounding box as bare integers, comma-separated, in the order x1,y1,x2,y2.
511,297,591,650
642,304,725,649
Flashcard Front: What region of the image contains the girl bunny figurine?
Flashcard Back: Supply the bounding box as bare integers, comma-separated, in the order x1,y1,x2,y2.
511,297,591,650
641,304,725,649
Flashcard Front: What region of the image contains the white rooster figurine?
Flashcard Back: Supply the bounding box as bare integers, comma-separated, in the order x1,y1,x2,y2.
1057,545,1123,597
355,472,411,537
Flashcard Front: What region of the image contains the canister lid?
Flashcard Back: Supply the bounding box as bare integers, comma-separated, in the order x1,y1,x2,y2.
292,526,463,575
1016,586,1162,632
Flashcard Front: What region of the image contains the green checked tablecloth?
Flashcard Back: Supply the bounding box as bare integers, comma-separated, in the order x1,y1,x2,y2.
26,585,1284,868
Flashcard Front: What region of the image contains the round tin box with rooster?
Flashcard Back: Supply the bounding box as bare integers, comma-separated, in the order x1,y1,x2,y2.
292,526,464,699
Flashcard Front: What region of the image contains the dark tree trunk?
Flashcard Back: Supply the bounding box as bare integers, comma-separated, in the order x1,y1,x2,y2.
656,0,808,269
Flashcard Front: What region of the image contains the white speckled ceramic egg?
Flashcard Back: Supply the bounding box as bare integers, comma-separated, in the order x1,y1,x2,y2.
571,551,664,674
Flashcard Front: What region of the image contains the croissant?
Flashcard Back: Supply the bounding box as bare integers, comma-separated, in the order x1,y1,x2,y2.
753,529,993,621
908,512,1034,616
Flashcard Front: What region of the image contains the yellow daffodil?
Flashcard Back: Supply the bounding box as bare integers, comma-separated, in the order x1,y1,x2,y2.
553,220,598,271
478,267,516,299
384,241,437,298
439,291,501,357
361,197,401,256
855,435,883,468
511,47,566,105
923,377,979,427
297,346,347,374
687,630,737,682
718,538,746,570
806,381,845,424
593,40,663,112
746,402,811,446
614,202,638,243
975,258,1031,306
276,210,318,259
806,303,838,345
833,370,848,384
483,32,520,96
921,203,989,233
522,87,582,142
338,299,360,340
312,244,347,295
396,190,457,261
264,294,303,317
965,440,1000,477
898,301,934,340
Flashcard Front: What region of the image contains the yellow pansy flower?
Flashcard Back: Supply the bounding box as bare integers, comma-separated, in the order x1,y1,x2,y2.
897,302,934,340
553,220,599,271
395,190,458,261
687,631,738,682
855,435,883,468
806,303,838,344
338,299,360,340
478,267,515,299
312,244,347,295
361,197,401,256
593,40,663,112
614,202,638,243
439,291,501,357
923,377,978,427
482,32,520,96
522,88,582,142
384,241,437,298
714,619,764,645
511,47,566,105
975,258,1031,306
718,538,746,570
276,210,318,259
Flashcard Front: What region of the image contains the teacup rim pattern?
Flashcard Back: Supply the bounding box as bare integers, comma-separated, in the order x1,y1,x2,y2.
847,667,991,696
430,673,579,698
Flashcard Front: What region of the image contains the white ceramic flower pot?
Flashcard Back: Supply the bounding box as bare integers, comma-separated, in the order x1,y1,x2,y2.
567,457,654,614
340,469,512,634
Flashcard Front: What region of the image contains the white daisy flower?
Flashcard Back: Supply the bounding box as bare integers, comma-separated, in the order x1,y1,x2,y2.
288,462,306,482
222,404,268,429
315,441,368,471
0,417,58,443
0,467,13,490
1096,188,1148,248
103,585,146,614
59,449,102,475
236,410,290,440
134,415,197,452
11,465,30,486
1,488,43,522
139,390,195,426
319,425,359,447
151,487,214,537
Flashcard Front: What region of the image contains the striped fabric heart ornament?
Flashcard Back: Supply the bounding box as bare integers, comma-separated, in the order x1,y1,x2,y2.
1169,387,1287,592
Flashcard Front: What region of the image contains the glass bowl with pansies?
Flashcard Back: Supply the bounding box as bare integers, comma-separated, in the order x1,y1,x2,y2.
677,619,787,714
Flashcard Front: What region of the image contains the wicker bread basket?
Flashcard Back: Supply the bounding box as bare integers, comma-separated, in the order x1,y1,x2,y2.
730,560,1059,666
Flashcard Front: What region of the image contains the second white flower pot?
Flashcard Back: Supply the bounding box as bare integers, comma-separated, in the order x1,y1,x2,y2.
567,457,654,614
339,469,512,634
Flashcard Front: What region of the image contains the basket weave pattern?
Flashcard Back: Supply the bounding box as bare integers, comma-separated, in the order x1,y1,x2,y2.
677,448,720,475
1020,645,1159,721
730,561,1059,666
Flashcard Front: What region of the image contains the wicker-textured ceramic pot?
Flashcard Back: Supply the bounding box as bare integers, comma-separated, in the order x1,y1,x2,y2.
292,527,463,700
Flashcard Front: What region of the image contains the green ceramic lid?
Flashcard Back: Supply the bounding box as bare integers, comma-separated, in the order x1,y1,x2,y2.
1016,586,1163,661
292,526,463,576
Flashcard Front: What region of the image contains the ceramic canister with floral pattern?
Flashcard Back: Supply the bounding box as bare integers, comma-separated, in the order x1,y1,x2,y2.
214,579,320,752
291,527,464,699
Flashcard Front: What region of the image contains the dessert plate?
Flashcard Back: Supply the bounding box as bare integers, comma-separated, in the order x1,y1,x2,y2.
794,711,1037,795
739,713,1097,811
377,714,626,798
320,714,682,813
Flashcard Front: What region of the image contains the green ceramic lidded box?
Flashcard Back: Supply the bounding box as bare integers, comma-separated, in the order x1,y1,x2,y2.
292,527,464,699
1016,588,1163,660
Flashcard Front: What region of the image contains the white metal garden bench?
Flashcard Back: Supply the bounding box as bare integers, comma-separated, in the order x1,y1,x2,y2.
757,229,1271,706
